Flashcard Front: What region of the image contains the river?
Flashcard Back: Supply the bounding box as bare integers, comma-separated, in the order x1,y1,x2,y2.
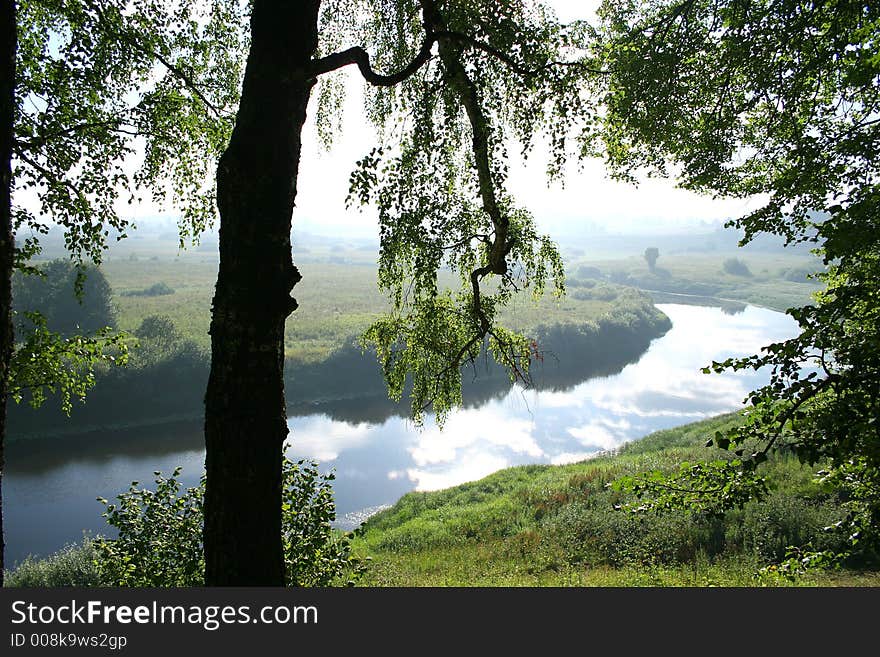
3,303,799,567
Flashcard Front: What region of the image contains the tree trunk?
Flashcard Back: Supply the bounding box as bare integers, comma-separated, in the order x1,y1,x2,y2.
204,0,320,586
0,0,18,587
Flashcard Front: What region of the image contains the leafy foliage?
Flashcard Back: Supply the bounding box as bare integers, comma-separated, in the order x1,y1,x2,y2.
598,0,880,569
7,258,128,414
94,457,365,587
5,0,247,440
13,0,248,262
8,311,129,414
337,0,605,423
95,467,204,587
613,459,769,517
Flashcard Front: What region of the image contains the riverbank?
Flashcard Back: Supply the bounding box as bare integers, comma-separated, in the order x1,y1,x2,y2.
351,413,880,586
7,411,878,587
7,287,671,441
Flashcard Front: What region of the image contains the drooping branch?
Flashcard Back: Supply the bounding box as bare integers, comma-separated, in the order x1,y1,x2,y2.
13,145,91,212
426,20,533,390
436,30,608,78
147,50,228,119
311,26,602,86
437,32,511,285
311,0,597,87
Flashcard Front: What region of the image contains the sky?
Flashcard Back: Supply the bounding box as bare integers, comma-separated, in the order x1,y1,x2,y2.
24,0,762,242
286,0,761,240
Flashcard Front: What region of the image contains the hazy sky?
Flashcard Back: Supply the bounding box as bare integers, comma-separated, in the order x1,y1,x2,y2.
288,0,760,239
24,0,760,241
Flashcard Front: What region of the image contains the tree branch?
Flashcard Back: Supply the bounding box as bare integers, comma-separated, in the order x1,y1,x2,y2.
13,145,90,210
81,0,227,119
436,30,607,77
309,35,437,86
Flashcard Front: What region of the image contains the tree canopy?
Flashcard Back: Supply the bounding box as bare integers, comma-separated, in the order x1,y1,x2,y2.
598,0,880,568
643,246,658,271
1,0,249,582
13,0,247,262
12,259,115,335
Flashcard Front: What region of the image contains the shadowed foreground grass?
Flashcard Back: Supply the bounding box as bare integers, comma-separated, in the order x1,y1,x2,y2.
359,543,880,587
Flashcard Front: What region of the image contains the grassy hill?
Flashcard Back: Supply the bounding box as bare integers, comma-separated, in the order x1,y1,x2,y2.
351,413,880,586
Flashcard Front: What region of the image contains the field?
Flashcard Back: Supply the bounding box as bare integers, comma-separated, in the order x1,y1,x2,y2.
97,225,824,361
567,250,824,312
103,249,633,362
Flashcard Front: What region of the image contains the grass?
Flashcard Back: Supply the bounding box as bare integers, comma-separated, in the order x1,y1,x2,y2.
104,257,631,362
358,543,880,587
351,412,880,587
99,234,823,363
8,413,879,588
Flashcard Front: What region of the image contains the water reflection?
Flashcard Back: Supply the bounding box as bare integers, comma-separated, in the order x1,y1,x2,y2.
288,304,797,524
4,304,798,565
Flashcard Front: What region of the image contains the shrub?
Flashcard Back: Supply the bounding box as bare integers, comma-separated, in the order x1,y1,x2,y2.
724,493,845,562
95,468,204,586
5,538,103,587
94,456,364,587
722,257,752,277
547,503,726,567
121,281,175,297
571,284,619,302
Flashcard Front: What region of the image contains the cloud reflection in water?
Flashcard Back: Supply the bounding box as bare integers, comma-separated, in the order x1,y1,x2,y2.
285,304,800,520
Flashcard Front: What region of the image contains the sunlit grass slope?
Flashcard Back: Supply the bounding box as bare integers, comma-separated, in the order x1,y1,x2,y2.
352,413,880,587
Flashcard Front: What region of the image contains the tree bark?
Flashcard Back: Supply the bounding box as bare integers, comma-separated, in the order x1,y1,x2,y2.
204,0,320,586
0,0,17,586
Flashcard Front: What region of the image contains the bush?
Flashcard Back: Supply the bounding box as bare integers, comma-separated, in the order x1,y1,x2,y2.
722,257,752,277
570,284,619,302
121,282,175,297
95,468,204,587
724,493,844,562
5,538,103,587
94,456,364,587
547,503,725,567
